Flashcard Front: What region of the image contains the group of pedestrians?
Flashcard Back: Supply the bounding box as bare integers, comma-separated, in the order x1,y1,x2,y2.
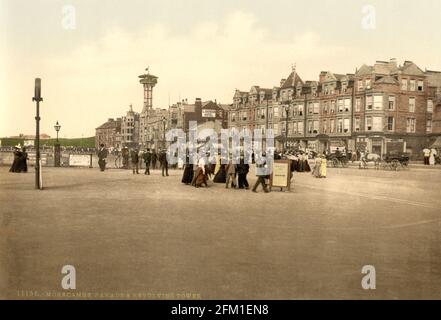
97,144,169,176
181,153,270,193
422,148,438,166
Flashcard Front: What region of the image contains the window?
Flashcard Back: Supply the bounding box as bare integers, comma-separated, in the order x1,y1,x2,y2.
344,98,351,112
337,119,343,133
358,80,364,91
427,100,433,113
338,99,344,112
313,121,319,134
406,118,416,133
365,79,372,89
355,98,361,112
308,120,313,134
298,122,304,134
312,87,317,97
387,116,394,131
426,119,432,133
231,112,236,122
401,79,408,91
323,120,328,133
298,105,303,116
342,82,348,93
366,116,373,131
343,118,350,133
308,102,313,114
274,107,279,118
409,98,416,112
323,101,329,114
292,122,298,134
373,95,383,110
410,80,416,91
354,117,360,132
313,102,320,114
388,96,396,110
330,101,336,113
366,96,373,110
330,119,335,133
418,80,424,92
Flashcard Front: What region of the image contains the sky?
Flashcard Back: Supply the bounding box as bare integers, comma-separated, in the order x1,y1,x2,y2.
1,0,441,138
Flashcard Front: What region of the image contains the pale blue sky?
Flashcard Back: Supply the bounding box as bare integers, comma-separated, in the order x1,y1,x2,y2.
1,0,441,137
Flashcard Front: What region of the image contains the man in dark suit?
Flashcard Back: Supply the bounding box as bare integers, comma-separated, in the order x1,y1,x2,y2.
143,149,152,175
131,148,139,174
159,149,169,177
236,156,250,189
97,144,108,172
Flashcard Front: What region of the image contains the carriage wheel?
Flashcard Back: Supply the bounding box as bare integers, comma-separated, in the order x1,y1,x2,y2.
391,160,400,171
342,160,349,168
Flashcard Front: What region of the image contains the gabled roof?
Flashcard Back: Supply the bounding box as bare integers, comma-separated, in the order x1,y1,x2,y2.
280,70,304,89
400,61,425,76
218,104,233,111
323,71,346,83
356,64,374,76
375,75,399,85
96,119,121,130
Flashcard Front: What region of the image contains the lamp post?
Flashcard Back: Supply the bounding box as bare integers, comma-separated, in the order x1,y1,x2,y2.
54,121,61,142
283,104,290,154
33,78,43,189
162,116,166,149
54,121,61,167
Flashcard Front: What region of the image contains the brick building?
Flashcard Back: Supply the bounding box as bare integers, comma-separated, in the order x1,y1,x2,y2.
95,118,121,149
228,59,441,158
169,98,229,133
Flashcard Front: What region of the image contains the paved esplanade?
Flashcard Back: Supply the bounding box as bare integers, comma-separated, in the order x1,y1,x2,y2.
0,166,440,299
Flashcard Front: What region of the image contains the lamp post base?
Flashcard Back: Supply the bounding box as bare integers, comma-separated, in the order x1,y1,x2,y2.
54,143,61,167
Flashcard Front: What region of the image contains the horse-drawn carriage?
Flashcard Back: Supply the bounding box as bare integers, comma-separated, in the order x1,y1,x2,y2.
326,152,349,168
380,153,409,171
359,152,409,171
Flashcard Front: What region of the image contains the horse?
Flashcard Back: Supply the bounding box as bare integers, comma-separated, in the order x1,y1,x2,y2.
359,152,381,169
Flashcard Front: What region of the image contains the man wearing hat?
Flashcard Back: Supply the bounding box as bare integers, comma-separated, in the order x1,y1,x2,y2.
159,149,169,177
97,144,108,172
131,148,140,174
143,149,152,175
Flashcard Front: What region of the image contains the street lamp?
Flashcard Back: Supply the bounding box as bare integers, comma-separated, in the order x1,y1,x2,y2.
54,121,61,142
283,104,290,154
33,78,43,189
53,120,61,167
162,116,167,149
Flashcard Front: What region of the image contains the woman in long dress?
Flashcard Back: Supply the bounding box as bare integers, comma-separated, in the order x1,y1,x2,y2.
9,145,24,173
213,156,227,183
312,156,322,178
429,149,436,166
181,163,193,184
321,154,327,178
304,153,311,172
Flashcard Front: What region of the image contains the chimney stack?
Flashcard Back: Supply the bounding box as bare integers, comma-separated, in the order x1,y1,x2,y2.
195,98,202,108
